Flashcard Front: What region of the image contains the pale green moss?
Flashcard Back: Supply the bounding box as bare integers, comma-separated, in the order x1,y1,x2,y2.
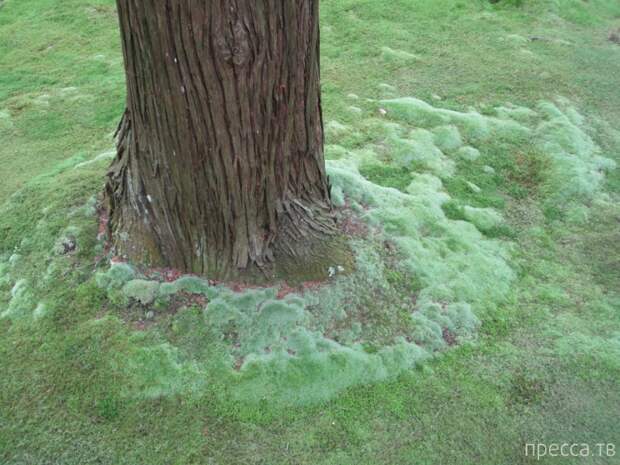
535,101,616,205
0,261,10,286
96,263,136,290
233,335,430,405
113,201,500,405
505,34,528,45
456,146,481,161
116,332,206,399
9,253,20,268
97,95,617,408
68,195,98,218
387,128,455,177
411,302,480,351
201,286,436,405
1,279,35,320
328,157,515,309
0,109,13,131
466,181,482,193
122,279,160,305
325,144,350,160
495,104,538,123
33,302,48,320
432,125,463,152
325,120,349,138
380,97,531,141
52,226,80,255
463,206,504,232
159,276,213,298
73,149,115,170
380,46,420,63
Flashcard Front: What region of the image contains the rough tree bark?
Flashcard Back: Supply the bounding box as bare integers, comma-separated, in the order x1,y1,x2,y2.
107,0,346,281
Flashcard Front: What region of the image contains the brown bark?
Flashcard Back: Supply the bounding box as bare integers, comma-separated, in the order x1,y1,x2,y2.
107,0,339,280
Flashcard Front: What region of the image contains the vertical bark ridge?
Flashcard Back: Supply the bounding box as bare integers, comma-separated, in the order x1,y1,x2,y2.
107,0,335,279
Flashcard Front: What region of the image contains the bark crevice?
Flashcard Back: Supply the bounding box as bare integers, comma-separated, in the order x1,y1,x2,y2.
106,0,338,281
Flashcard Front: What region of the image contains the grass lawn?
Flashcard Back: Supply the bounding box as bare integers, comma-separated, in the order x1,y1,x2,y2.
1,0,619,463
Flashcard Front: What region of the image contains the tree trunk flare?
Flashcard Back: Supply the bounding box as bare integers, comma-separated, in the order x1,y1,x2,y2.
106,0,337,280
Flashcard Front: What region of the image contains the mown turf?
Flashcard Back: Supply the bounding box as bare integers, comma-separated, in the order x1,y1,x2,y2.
1,0,619,463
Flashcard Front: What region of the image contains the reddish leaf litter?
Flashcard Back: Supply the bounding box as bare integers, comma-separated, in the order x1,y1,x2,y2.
143,267,187,283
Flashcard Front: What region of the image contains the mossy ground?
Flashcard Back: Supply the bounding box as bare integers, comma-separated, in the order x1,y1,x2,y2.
1,0,620,463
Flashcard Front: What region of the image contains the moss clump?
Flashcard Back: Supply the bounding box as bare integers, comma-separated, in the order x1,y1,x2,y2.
95,263,136,290
432,125,463,152
116,331,205,399
380,47,420,63
233,335,430,405
159,276,213,298
1,279,35,320
411,302,480,351
456,146,481,161
325,120,349,138
52,226,80,255
200,284,434,405
535,101,616,206
41,94,615,409
380,97,530,141
495,104,538,123
328,156,515,310
0,261,10,287
385,127,455,177
0,109,13,131
122,279,160,305
325,144,350,160
462,206,504,232
33,302,48,320
205,289,302,357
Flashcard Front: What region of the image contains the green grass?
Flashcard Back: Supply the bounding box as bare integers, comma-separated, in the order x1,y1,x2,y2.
1,0,620,463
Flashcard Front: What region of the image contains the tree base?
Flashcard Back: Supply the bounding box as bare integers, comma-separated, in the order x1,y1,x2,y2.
107,217,354,285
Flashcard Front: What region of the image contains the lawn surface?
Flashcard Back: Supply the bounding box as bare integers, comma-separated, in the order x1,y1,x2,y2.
1,0,619,464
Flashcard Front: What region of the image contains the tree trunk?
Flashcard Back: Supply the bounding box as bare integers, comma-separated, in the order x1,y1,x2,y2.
106,0,341,281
